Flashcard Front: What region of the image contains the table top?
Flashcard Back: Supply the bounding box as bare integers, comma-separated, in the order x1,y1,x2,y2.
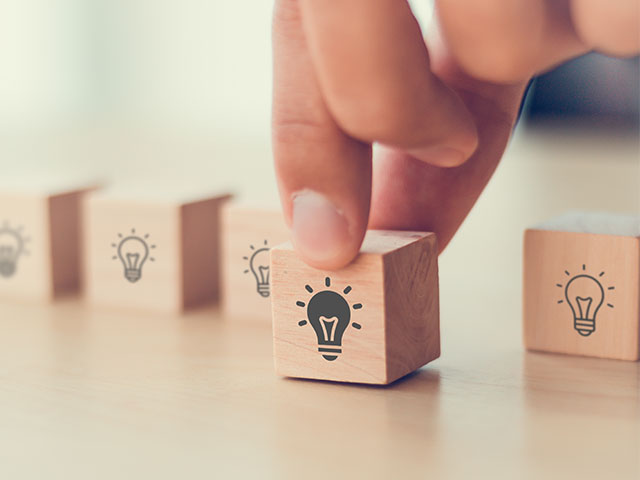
1,127,639,479
1,298,638,480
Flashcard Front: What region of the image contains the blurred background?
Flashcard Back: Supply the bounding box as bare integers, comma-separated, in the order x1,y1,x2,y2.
1,1,638,180
0,1,638,344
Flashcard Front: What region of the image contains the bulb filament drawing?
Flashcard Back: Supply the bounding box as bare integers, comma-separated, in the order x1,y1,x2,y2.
0,221,30,278
296,277,363,361
112,229,156,283
244,240,270,297
557,264,615,337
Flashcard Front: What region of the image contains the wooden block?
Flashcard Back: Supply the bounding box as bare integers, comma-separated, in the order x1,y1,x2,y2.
221,203,289,322
271,230,440,384
84,190,230,313
0,186,94,301
524,212,640,361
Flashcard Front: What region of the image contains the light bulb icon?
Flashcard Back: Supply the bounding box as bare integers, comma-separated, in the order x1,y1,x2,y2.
296,277,362,361
244,240,270,297
0,222,30,278
557,265,615,337
112,229,156,283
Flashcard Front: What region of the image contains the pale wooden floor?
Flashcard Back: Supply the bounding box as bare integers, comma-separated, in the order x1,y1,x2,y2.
0,126,639,479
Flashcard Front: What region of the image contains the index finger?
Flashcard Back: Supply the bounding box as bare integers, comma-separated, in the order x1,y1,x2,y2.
273,0,372,270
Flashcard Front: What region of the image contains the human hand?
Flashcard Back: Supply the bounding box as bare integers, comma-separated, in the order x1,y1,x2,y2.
272,0,639,269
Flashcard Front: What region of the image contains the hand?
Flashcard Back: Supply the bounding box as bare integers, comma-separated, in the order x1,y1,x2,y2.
272,0,639,269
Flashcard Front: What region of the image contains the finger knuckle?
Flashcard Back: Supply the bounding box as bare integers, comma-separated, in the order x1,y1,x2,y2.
272,116,332,149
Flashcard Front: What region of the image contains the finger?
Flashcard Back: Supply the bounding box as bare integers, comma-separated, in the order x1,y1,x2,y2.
298,0,478,167
571,0,640,56
436,0,587,83
369,63,529,252
273,0,372,270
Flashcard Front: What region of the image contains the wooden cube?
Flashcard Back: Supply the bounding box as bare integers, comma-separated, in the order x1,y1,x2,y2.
221,203,289,322
271,230,440,384
84,190,230,312
0,186,94,301
524,212,640,361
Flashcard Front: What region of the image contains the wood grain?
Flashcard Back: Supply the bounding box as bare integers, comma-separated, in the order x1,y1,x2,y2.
524,228,640,361
0,299,637,480
220,204,289,322
84,192,228,313
49,190,86,297
271,230,440,384
0,189,91,301
181,197,227,309
383,231,440,381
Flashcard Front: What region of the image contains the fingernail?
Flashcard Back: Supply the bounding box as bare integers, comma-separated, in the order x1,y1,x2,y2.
408,145,467,167
292,190,350,265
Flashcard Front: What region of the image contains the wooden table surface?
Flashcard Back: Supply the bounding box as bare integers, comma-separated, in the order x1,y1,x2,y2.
1,127,639,479
1,300,638,479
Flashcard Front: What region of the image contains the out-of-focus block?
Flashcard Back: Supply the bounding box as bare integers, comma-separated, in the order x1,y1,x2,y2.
271,230,440,385
0,185,94,301
524,212,640,361
221,203,289,322
84,190,230,312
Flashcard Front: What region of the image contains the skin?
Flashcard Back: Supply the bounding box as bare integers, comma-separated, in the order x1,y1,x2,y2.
272,0,640,270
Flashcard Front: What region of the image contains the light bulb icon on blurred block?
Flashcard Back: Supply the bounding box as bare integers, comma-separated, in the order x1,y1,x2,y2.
296,277,363,361
112,229,156,283
244,240,270,297
557,265,615,337
0,221,29,278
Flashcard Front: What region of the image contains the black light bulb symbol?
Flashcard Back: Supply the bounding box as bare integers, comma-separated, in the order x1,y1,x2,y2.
244,240,271,297
297,277,362,361
112,229,156,283
557,265,615,337
0,222,29,278
565,275,604,336
307,290,351,361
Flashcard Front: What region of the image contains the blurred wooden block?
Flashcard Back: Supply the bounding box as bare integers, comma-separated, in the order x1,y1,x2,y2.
0,186,94,301
84,190,230,312
221,203,289,322
524,212,640,361
271,230,440,384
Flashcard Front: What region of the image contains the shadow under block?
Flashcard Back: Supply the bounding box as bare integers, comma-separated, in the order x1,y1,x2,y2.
524,212,640,361
84,192,228,312
221,204,289,322
0,189,91,301
271,230,440,384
